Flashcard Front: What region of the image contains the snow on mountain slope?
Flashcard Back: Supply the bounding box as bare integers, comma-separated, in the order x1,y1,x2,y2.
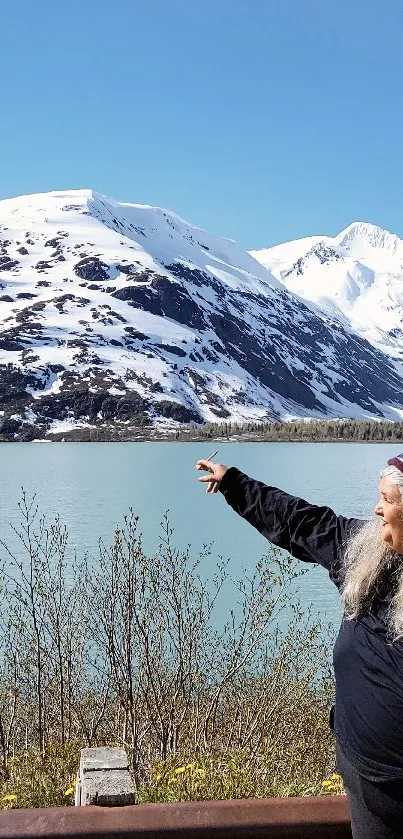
1,190,403,440
251,235,327,279
251,223,403,358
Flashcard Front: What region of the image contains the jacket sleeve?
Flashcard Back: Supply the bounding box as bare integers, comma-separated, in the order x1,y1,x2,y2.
219,467,365,585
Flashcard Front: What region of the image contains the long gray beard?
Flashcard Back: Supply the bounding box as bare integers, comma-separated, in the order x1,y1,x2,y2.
341,518,403,638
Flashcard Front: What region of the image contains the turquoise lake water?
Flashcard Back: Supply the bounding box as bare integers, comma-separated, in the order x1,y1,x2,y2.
0,441,398,629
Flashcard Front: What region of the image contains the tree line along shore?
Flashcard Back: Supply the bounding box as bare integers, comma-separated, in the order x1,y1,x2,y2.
172,418,403,443
6,417,403,443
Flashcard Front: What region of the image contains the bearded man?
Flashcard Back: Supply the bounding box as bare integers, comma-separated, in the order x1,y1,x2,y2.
196,454,403,839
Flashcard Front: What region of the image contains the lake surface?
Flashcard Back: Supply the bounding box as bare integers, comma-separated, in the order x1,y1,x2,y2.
0,441,397,631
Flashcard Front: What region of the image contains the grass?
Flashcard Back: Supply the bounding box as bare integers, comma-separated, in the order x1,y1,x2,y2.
0,744,80,810
0,737,344,810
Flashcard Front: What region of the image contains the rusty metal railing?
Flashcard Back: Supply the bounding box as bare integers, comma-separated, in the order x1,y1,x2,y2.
0,795,351,838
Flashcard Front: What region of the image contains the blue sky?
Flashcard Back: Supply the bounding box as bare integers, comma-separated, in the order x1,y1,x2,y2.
1,0,403,248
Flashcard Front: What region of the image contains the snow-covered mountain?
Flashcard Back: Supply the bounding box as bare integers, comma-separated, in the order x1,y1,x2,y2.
251,222,403,360
1,190,403,440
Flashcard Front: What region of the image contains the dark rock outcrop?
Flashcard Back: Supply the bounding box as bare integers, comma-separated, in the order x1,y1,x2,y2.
74,257,110,281
0,256,19,271
113,276,206,329
156,400,202,423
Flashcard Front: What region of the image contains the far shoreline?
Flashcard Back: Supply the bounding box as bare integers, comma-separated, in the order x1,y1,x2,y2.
2,417,403,444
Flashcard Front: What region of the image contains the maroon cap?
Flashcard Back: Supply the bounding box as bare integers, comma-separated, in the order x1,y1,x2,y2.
387,454,403,474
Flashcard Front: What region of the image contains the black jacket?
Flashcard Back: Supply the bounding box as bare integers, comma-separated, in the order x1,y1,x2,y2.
220,467,403,781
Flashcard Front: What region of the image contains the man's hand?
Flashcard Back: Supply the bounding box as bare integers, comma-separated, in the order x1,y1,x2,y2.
196,459,228,494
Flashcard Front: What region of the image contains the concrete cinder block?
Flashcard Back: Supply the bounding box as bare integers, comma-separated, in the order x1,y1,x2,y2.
76,747,136,806
80,747,129,773
81,768,136,807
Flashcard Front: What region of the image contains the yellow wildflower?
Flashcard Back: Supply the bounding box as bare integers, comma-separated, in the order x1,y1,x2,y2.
64,787,75,797
321,773,344,794
2,794,17,803
175,766,186,774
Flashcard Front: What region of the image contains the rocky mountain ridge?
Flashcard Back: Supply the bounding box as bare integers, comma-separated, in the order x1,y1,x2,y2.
0,190,403,441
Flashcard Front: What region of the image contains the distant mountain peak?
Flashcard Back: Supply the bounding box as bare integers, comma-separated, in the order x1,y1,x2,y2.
335,221,403,259
252,221,403,362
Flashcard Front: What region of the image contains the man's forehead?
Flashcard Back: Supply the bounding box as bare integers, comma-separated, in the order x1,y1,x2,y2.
379,477,401,497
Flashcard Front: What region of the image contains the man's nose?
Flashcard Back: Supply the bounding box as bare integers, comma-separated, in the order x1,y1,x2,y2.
374,500,383,516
